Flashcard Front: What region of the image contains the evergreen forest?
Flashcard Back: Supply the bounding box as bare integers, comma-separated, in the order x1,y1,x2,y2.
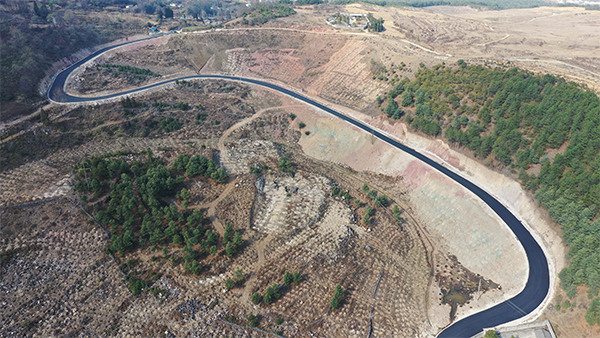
73,150,238,288
379,61,600,322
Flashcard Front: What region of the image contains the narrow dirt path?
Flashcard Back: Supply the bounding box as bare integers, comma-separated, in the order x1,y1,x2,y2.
189,104,302,235
217,104,303,154
241,233,274,303
206,104,303,302
203,181,237,235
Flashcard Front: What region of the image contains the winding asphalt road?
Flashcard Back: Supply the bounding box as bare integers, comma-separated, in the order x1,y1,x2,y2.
48,36,550,338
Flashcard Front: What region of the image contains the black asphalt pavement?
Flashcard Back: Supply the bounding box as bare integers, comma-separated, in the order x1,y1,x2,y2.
48,43,550,338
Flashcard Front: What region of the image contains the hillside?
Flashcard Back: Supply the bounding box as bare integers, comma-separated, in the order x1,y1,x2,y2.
0,0,150,119
2,2,600,337
384,60,600,326
0,83,434,336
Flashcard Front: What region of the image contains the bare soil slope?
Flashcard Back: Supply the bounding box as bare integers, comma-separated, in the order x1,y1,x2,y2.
1,87,432,337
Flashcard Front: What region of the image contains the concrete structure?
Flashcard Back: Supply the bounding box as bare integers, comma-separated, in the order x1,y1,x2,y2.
471,320,558,338
326,13,369,30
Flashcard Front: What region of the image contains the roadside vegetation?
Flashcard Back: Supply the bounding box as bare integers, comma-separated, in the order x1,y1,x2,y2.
379,59,600,325
99,64,160,78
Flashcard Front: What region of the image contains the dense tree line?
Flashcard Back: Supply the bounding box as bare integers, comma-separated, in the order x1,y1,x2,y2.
241,4,296,26
1,5,99,102
172,153,227,183
159,116,182,133
381,60,600,318
120,96,140,108
295,0,324,5
186,0,218,19
87,0,136,9
250,270,301,306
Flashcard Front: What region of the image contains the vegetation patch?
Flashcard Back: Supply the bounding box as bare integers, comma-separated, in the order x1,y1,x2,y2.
241,3,296,26
73,150,235,295
99,64,160,78
329,284,345,310
383,60,600,315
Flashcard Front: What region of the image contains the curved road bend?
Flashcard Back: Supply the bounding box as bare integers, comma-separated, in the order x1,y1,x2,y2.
47,33,172,104
49,47,550,338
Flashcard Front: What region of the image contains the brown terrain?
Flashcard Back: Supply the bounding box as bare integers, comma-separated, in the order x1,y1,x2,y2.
2,3,600,337
1,87,432,337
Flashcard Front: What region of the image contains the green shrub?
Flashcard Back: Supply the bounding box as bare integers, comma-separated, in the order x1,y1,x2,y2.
374,194,389,207
330,296,340,309
264,283,280,305
278,156,294,173
283,271,293,286
585,297,600,326
362,214,371,225
225,278,235,290
366,190,378,200
21,321,32,331
247,313,258,327
293,271,302,285
251,292,263,304
235,269,245,284
484,331,499,338
334,284,344,300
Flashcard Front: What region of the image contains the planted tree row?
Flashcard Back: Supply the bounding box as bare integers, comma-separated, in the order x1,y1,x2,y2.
100,64,160,77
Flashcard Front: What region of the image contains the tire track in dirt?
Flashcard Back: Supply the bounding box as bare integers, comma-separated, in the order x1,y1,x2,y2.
216,104,303,303
187,104,302,290
186,104,301,303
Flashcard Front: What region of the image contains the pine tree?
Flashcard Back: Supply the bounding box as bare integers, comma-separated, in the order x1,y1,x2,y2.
150,227,163,244
235,269,244,283
226,242,235,257
233,232,243,248
251,292,262,304
283,271,293,286
293,271,302,285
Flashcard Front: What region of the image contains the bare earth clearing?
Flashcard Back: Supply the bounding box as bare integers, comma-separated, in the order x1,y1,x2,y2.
3,3,600,337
